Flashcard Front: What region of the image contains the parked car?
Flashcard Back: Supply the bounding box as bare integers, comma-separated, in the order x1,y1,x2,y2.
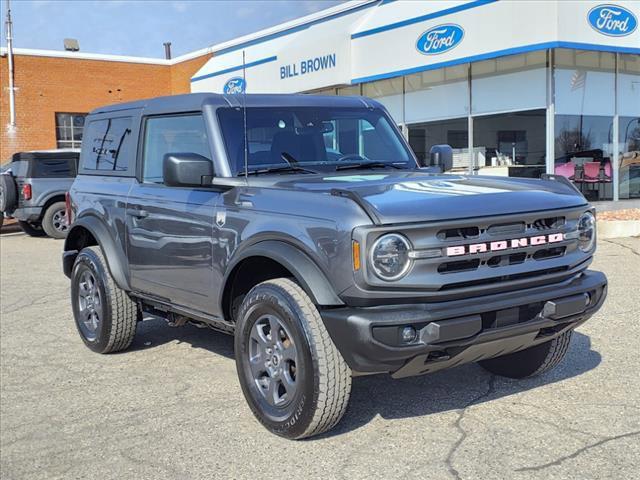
0,149,79,238
62,93,607,439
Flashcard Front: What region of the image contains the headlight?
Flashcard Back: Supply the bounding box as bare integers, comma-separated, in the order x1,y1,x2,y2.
370,233,412,280
577,211,596,252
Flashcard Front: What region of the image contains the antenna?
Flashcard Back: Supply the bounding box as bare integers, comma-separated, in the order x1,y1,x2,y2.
242,50,249,179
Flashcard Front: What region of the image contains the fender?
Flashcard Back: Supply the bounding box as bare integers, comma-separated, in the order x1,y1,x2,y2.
62,215,131,291
224,240,344,307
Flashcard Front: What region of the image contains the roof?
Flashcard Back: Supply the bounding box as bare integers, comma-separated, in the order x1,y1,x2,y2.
90,92,381,115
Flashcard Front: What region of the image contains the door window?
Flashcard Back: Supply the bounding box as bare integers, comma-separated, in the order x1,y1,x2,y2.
142,115,210,183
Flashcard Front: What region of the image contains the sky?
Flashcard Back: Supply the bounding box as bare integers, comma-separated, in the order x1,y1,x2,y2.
1,0,345,58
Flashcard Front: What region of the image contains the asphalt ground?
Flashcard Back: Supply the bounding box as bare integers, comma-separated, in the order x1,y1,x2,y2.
1,230,638,480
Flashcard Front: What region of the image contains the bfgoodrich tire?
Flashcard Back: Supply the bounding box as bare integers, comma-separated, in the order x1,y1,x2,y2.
42,201,69,239
18,220,46,237
70,246,138,353
235,278,352,439
479,330,573,379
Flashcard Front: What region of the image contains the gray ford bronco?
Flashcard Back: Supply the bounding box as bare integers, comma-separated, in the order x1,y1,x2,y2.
0,149,79,238
63,93,607,439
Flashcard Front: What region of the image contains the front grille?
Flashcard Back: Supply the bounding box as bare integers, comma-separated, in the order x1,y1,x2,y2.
440,266,570,291
358,207,588,295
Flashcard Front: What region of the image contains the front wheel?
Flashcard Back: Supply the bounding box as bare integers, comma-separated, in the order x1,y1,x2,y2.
479,330,573,379
235,278,352,439
18,220,46,237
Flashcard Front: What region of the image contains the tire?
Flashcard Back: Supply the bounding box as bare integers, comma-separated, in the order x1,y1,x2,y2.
70,246,138,353
0,174,17,212
18,220,46,237
479,330,573,379
235,278,351,439
41,201,69,239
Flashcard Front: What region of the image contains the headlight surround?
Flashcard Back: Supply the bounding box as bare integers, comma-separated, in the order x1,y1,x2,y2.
369,233,412,281
577,211,596,252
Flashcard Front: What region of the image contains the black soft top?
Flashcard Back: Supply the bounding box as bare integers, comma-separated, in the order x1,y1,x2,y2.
11,150,80,163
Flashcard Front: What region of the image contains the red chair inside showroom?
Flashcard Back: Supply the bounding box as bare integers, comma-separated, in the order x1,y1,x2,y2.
602,161,612,182
554,162,576,179
582,162,601,183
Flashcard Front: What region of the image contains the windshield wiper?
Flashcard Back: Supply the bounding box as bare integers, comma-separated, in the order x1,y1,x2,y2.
239,165,318,176
335,161,404,171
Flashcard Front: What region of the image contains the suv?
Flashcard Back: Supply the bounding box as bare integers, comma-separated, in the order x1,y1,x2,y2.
62,94,607,439
0,149,79,238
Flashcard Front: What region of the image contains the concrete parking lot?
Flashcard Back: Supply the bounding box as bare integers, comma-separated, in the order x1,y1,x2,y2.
1,231,639,480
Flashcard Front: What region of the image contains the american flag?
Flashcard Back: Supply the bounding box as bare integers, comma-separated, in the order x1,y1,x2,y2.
571,70,586,91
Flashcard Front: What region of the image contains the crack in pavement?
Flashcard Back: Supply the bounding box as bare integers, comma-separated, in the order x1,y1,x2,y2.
515,430,640,472
444,374,497,480
602,239,640,257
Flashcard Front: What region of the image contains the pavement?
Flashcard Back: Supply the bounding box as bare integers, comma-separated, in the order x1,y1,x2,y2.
1,231,639,480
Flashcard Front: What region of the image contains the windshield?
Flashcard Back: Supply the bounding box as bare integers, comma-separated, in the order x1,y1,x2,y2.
217,107,416,175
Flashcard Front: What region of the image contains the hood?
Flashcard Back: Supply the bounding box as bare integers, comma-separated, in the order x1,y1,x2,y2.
256,171,587,224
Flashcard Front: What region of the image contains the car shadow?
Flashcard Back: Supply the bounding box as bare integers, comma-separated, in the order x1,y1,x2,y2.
128,320,600,438
129,316,235,359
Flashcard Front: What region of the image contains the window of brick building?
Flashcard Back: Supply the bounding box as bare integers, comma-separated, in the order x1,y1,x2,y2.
55,113,87,149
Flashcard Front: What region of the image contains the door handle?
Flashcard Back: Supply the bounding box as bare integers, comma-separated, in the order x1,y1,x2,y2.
127,209,149,219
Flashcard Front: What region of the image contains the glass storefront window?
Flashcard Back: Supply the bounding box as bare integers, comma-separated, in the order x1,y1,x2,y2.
618,54,640,199
408,118,468,170
404,64,469,123
337,85,361,96
471,51,546,115
554,115,614,200
555,49,615,116
362,77,403,124
554,49,616,200
619,116,640,199
474,109,546,177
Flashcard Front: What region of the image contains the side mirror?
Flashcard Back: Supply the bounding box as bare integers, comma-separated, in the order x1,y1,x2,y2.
163,153,213,187
429,144,454,172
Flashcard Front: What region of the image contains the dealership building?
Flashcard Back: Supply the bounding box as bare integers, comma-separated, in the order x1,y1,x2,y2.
191,0,640,202
2,0,639,202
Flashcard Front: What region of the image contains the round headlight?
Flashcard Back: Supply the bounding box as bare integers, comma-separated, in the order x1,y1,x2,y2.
577,211,596,252
370,233,412,281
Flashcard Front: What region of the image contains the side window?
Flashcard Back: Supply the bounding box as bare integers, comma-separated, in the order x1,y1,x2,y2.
82,117,132,172
31,159,72,177
142,115,210,184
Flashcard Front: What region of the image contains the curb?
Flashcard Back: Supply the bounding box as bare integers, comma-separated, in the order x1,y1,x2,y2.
597,220,640,239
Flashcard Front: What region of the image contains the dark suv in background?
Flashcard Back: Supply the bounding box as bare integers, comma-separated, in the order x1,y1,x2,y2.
63,93,606,439
0,149,79,238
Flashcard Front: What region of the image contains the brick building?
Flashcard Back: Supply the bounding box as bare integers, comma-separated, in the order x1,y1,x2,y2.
0,48,212,161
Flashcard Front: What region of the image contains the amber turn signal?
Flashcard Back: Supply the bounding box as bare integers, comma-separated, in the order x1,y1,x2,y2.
352,240,361,271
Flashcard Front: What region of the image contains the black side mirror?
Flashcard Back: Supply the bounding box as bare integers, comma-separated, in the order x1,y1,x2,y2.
163,153,213,187
429,144,454,172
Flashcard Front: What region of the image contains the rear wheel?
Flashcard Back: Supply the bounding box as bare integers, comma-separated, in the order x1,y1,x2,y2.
71,246,138,353
235,278,351,439
479,330,573,379
42,201,69,239
18,220,46,237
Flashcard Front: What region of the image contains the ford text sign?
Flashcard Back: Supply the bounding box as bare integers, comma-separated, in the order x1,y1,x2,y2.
416,24,464,55
588,4,637,37
223,77,246,94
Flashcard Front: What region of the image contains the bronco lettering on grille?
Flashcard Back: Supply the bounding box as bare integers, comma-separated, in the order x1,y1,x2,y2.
446,233,565,257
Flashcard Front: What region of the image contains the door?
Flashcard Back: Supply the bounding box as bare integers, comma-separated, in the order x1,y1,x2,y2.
126,114,220,314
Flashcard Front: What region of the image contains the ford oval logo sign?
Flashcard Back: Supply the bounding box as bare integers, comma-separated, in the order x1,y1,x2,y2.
223,77,246,94
416,24,464,55
588,4,637,37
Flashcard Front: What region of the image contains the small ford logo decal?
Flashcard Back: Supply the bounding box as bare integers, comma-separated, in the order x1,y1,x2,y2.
416,24,464,55
588,4,637,37
223,77,246,94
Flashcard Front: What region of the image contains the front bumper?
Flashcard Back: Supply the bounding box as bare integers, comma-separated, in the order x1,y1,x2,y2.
321,270,607,378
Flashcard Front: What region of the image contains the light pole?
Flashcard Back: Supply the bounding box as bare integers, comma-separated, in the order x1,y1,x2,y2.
5,0,16,128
